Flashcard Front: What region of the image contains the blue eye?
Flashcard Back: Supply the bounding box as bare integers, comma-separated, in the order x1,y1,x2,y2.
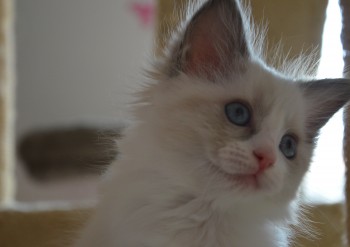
225,102,251,126
279,134,297,159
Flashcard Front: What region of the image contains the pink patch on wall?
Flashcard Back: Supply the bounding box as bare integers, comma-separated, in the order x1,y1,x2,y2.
130,1,156,28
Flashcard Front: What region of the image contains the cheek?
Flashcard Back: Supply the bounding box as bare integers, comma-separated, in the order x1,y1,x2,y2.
156,111,229,159
200,119,252,161
212,141,258,174
191,111,232,152
287,154,311,188
267,152,309,196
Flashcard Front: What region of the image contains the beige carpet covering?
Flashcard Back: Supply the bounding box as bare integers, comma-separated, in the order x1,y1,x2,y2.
0,0,15,204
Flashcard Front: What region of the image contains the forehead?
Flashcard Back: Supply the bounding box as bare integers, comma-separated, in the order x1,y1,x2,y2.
169,75,305,131
159,64,306,135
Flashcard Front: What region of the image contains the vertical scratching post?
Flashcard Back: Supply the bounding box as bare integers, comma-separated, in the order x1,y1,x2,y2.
156,0,188,55
340,0,350,244
0,0,15,205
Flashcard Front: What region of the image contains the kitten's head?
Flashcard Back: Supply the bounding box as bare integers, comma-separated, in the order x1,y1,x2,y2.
137,0,350,209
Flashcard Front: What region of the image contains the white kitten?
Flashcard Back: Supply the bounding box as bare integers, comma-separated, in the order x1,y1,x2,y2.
73,0,350,246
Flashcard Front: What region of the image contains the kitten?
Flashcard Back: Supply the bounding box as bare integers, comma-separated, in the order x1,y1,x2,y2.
73,0,350,246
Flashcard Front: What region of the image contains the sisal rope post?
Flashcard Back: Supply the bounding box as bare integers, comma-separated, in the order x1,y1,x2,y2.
340,0,350,245
156,0,188,55
0,0,15,205
340,0,350,79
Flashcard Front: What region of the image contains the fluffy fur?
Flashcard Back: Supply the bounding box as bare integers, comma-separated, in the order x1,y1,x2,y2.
73,0,350,246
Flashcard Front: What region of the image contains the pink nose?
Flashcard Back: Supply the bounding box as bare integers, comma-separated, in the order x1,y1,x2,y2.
253,150,275,173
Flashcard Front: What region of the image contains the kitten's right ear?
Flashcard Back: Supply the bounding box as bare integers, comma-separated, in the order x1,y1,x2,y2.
167,0,250,79
300,79,350,140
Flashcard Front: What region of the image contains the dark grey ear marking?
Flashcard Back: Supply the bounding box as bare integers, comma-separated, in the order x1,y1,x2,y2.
170,0,249,79
300,78,350,139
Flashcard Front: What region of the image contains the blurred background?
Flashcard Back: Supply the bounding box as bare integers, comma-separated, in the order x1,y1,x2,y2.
15,0,156,202
14,0,346,206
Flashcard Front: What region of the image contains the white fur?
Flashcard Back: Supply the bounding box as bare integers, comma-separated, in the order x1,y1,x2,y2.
73,0,350,246
73,59,315,247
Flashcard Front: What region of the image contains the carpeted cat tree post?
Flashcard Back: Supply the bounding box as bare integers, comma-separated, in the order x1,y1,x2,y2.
341,0,350,244
0,0,15,205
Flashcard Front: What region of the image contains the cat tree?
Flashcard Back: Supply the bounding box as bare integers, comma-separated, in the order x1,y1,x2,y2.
0,0,14,205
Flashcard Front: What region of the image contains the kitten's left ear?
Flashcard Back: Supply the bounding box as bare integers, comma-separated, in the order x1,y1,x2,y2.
168,0,250,79
300,79,350,139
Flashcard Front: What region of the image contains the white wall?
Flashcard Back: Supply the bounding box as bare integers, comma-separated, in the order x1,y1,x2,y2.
16,0,155,136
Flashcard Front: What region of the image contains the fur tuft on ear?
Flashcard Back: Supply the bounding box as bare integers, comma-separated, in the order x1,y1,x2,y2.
300,79,350,139
168,0,250,79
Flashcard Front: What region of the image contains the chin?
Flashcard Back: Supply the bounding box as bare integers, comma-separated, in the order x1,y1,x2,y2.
203,177,290,211
209,188,294,221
